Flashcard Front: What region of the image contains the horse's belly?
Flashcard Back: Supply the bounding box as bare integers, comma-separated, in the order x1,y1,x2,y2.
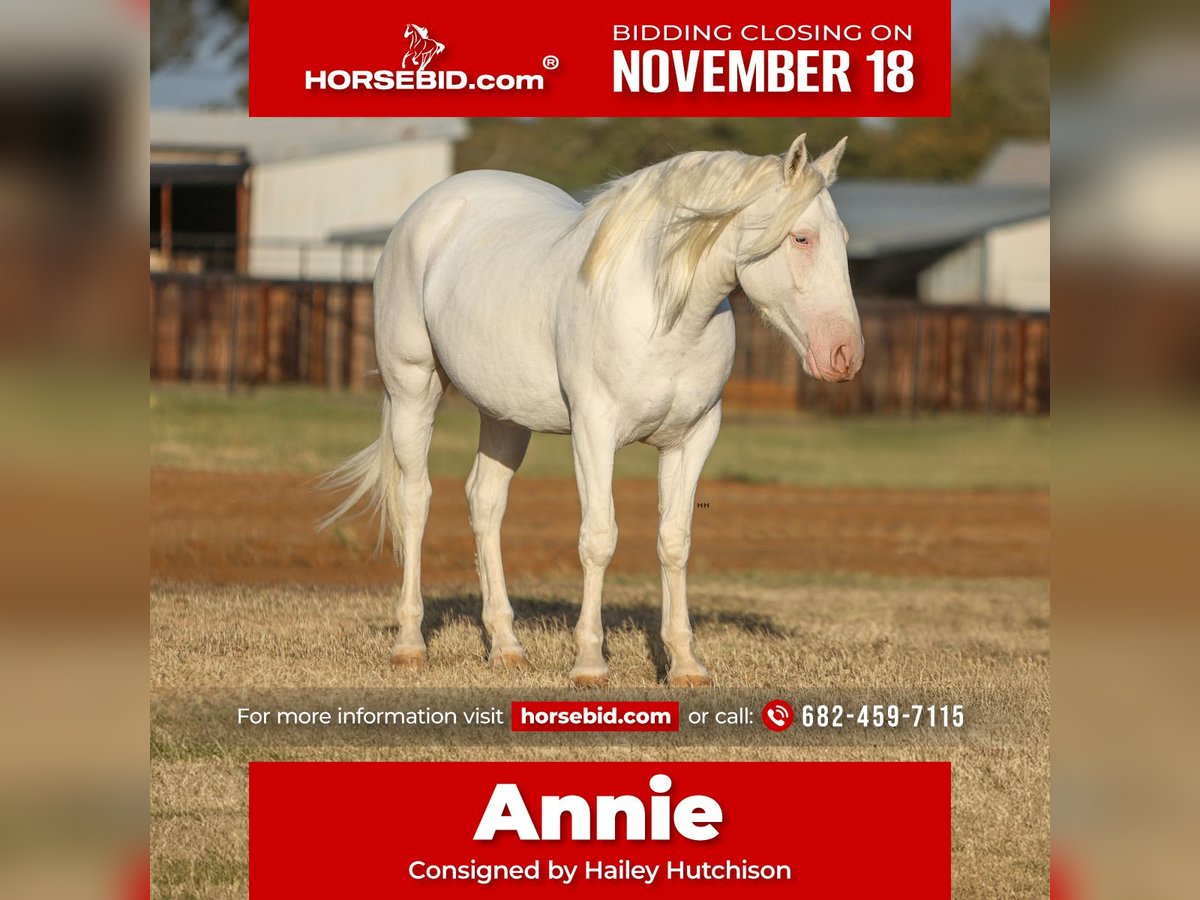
454,372,572,434
430,318,571,434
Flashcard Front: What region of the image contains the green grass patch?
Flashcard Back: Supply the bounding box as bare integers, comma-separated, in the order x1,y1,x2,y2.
150,384,1048,491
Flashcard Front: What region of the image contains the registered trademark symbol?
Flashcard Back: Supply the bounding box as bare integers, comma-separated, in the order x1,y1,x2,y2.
542,55,559,70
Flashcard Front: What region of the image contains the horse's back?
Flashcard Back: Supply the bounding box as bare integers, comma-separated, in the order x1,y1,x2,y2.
432,169,581,212
388,169,582,282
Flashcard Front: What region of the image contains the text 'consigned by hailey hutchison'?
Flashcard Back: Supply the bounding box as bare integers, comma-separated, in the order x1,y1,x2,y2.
407,858,793,886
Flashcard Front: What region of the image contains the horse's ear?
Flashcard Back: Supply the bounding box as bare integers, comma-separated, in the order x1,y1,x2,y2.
813,137,848,185
784,133,808,185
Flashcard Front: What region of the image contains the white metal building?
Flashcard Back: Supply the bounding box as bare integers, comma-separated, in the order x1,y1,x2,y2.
150,112,467,279
917,214,1050,311
832,140,1050,311
919,140,1050,311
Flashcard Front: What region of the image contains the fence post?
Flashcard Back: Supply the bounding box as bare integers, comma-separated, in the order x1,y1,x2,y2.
227,282,240,396
150,280,159,380
984,313,997,419
257,283,269,384
909,306,923,418
1015,315,1029,414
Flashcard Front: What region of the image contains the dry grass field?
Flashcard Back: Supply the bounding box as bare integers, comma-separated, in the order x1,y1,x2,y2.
150,386,1049,899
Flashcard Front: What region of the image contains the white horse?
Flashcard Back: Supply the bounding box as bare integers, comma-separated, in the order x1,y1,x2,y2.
402,24,445,72
323,135,864,687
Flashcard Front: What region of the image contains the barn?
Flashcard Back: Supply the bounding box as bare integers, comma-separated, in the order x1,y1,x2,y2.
834,140,1051,311
149,111,468,279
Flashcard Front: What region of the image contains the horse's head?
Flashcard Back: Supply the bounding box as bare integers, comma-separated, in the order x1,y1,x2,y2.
734,135,863,382
405,23,427,39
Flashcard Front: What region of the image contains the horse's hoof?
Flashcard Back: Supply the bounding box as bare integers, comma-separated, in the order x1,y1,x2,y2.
391,648,428,670
668,672,713,688
569,672,610,688
489,650,532,670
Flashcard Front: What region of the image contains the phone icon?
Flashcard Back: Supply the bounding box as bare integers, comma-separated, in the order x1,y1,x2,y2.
761,699,794,732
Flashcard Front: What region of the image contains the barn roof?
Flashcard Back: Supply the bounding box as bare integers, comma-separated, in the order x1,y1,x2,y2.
150,110,468,164
831,181,1049,259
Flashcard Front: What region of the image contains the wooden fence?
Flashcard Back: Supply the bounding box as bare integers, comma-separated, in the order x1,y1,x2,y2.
150,274,1049,414
150,274,377,390
725,298,1049,414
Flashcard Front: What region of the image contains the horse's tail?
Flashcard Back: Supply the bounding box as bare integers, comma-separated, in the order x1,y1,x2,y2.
317,393,403,560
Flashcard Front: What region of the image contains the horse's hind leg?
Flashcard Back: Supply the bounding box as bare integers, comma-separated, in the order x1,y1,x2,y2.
466,414,532,668
386,363,446,669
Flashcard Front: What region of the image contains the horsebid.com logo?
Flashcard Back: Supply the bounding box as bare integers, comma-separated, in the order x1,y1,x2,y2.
305,21,550,92
401,23,444,72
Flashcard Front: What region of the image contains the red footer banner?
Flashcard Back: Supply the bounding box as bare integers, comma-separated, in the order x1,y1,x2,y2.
249,761,950,898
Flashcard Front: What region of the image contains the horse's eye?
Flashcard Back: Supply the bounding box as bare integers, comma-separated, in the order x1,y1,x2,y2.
792,234,809,245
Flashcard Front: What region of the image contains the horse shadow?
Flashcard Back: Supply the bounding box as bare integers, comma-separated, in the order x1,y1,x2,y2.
369,593,792,682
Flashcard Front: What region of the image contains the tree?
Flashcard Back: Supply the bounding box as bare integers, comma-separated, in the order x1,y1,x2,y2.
456,118,875,195
872,23,1051,179
151,0,248,72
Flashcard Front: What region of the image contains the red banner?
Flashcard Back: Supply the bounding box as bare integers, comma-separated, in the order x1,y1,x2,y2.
249,0,951,117
249,761,950,897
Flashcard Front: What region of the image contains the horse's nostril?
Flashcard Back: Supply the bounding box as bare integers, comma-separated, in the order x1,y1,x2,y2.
831,343,850,373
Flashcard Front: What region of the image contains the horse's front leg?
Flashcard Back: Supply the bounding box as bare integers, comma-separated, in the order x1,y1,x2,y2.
657,403,722,687
569,418,618,687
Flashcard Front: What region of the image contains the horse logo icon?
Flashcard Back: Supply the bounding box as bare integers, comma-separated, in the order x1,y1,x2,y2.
403,23,446,71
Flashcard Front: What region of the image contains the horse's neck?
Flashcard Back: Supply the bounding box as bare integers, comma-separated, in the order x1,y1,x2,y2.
666,218,740,338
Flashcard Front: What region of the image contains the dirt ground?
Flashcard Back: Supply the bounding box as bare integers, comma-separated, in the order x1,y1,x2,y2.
151,469,1048,585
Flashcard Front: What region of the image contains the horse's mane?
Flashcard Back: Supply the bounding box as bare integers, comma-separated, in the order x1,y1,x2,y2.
578,149,828,329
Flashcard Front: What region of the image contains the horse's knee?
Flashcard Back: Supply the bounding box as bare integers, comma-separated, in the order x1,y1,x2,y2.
579,520,617,569
657,524,691,571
